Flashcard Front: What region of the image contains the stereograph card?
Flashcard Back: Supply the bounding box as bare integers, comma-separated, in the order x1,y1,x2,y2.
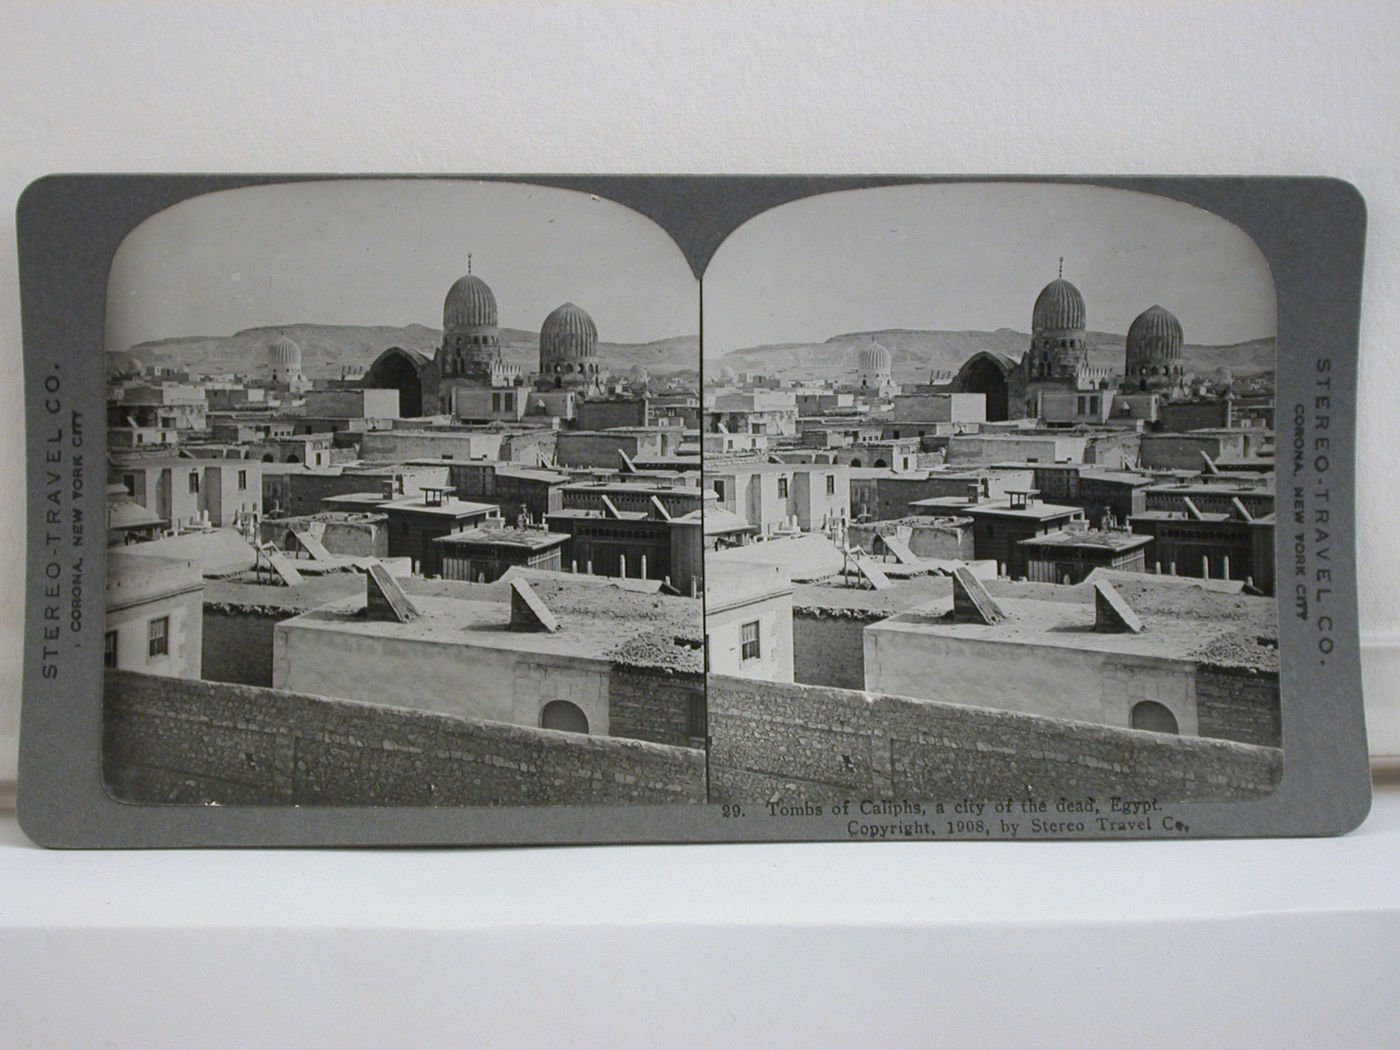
15,175,1370,846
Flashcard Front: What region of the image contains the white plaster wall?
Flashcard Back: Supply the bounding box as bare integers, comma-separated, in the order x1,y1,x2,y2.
272,624,611,734
106,590,202,681
864,624,1199,735
3,1,1399,782
705,594,795,684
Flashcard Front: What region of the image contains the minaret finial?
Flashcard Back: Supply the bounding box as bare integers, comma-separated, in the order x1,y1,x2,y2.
1058,256,1064,279
468,252,472,275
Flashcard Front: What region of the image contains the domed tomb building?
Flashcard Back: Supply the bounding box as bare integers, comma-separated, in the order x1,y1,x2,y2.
263,334,308,391
944,266,1116,421
1122,304,1186,393
855,339,899,398
537,302,603,392
437,270,521,388
1023,273,1116,414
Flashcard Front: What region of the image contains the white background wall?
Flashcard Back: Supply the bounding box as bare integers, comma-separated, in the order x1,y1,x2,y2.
2,1,1398,783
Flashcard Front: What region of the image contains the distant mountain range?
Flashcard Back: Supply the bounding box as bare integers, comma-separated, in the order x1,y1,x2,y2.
108,324,701,379
710,328,1276,384
108,323,1274,387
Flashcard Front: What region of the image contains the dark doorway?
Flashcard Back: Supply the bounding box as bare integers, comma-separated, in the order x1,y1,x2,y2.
961,357,1010,421
364,349,425,418
540,700,589,734
1131,701,1179,734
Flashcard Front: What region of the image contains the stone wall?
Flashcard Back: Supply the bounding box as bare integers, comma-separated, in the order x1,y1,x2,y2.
201,608,279,687
1194,665,1282,748
793,611,869,690
707,675,1280,805
104,671,707,806
607,666,705,748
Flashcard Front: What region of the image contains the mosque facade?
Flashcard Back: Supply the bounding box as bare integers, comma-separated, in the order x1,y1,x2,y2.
363,265,610,422
944,268,1188,422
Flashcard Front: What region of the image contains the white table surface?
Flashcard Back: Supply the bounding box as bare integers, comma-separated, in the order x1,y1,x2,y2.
2,787,1397,1049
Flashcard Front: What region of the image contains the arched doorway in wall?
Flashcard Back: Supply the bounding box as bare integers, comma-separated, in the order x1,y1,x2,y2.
959,356,1011,421
1130,700,1179,734
363,347,428,418
873,458,888,468
540,700,589,734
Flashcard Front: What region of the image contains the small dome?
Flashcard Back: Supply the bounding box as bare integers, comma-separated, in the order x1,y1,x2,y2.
718,365,737,382
859,341,893,374
265,335,301,368
629,364,650,380
1032,278,1087,332
1126,304,1184,360
540,302,598,361
443,273,498,332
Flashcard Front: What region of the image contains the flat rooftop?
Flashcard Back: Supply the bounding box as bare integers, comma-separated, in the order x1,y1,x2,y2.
868,576,1278,671
929,498,1084,522
547,508,652,523
1132,510,1235,524
433,526,569,550
703,461,847,475
1146,483,1276,496
281,576,702,672
705,558,792,609
377,496,499,519
1081,470,1154,486
322,492,394,508
853,514,973,528
1020,529,1153,552
561,481,705,495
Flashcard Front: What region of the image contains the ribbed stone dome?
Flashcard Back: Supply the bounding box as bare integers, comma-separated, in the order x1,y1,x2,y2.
859,341,893,374
1126,304,1184,363
443,273,498,332
265,335,301,369
540,302,598,363
1032,278,1087,332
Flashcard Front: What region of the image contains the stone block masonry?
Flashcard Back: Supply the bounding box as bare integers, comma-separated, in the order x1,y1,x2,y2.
105,671,707,806
793,612,868,690
1195,665,1282,748
202,608,279,687
607,666,705,748
707,675,1281,805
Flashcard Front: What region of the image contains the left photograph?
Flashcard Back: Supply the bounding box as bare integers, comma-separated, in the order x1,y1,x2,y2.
101,179,706,806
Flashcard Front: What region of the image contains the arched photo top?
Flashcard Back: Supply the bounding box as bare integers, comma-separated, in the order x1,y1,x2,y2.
105,177,699,373
701,181,1276,384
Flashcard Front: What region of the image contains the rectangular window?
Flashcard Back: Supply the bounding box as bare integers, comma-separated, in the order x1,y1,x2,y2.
1077,396,1087,414
122,473,137,495
147,616,169,659
237,469,248,490
104,630,118,669
740,619,761,661
777,477,789,499
826,475,835,496
713,479,727,500
188,471,200,494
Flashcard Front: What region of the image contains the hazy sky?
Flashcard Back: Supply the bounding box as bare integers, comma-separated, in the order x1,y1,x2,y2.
702,182,1278,353
106,179,699,351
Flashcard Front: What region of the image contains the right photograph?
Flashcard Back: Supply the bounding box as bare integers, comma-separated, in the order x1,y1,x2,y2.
700,181,1281,808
